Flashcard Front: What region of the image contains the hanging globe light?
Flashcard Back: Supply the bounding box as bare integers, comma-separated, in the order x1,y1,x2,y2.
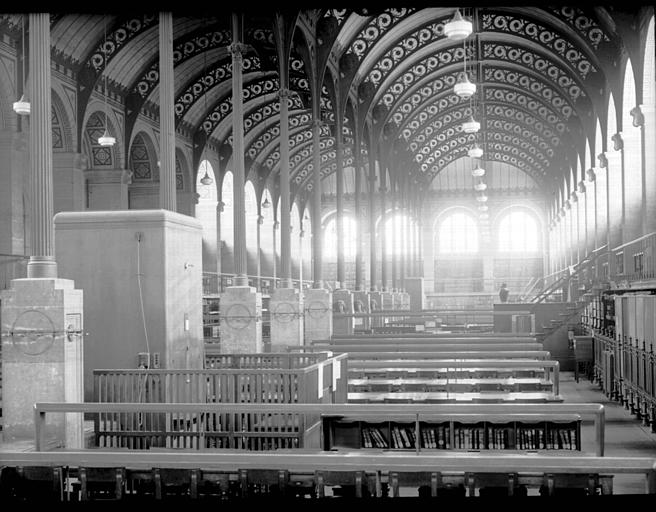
478,204,488,212
13,94,30,115
471,165,485,177
476,194,488,202
98,129,116,147
462,115,480,133
200,169,213,185
454,73,476,99
444,9,472,41
468,143,483,158
474,182,487,192
479,212,489,220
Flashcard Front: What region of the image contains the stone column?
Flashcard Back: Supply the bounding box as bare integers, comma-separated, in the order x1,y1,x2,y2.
390,185,398,291
641,104,656,234
279,88,292,288
229,15,248,286
354,135,363,291
335,120,345,289
379,157,388,291
270,88,303,349
256,213,263,290
368,135,377,291
571,191,580,264
369,290,383,329
27,13,56,279
604,150,623,252
311,119,323,288
622,119,643,244
158,12,176,212
219,13,261,352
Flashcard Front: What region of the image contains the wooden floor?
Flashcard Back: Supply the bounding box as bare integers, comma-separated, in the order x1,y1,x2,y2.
557,371,656,495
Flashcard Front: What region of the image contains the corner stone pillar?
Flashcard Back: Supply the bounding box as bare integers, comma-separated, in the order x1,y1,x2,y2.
332,289,354,336
1,278,84,447
219,285,262,353
405,277,425,312
269,287,303,349
353,290,370,332
303,288,332,344
369,291,383,329
85,168,131,210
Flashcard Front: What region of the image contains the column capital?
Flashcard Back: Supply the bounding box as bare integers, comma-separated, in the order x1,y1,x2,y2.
257,214,264,225
611,132,623,151
630,106,644,127
577,181,586,193
228,42,248,59
585,168,596,181
312,119,325,129
564,199,572,210
597,152,608,168
273,220,280,229
277,87,291,99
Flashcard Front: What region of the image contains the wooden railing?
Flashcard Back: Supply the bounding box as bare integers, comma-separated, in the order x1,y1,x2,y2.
203,350,330,369
34,402,606,455
592,332,656,428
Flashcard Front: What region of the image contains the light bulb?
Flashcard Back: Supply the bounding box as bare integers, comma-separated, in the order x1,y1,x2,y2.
478,204,488,212
98,129,116,146
454,73,476,99
200,171,213,185
444,9,473,40
13,94,30,115
468,144,483,158
471,166,485,177
476,194,488,203
474,182,487,191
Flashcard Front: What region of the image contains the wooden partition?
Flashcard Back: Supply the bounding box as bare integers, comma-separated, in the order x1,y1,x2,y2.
91,355,348,449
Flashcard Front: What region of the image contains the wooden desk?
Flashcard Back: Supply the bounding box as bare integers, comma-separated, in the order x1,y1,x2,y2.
347,391,563,404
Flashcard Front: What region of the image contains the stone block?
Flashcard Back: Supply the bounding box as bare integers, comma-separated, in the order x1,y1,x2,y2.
270,287,303,348
219,285,262,353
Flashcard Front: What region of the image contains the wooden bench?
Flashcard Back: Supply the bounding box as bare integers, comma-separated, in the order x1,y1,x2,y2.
348,377,554,393
347,390,563,404
324,336,538,345
3,450,653,498
290,348,553,360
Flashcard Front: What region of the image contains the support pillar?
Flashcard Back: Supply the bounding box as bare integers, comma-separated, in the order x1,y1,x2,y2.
354,132,363,291
405,277,425,313
333,288,354,335
1,278,83,447
158,12,176,212
353,290,370,332
304,288,332,343
368,133,377,291
270,287,303,348
369,290,383,329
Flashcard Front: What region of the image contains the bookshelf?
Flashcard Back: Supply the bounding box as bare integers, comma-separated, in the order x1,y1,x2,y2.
322,415,581,453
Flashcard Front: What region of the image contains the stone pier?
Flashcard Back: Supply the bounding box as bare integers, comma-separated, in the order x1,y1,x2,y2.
269,287,303,349
332,289,354,336
304,288,332,344
220,285,262,353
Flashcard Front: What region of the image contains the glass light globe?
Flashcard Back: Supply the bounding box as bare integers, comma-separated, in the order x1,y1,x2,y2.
479,213,489,220
98,129,116,146
462,116,480,133
444,9,472,41
454,74,476,99
474,182,487,191
478,204,488,212
13,95,30,115
468,144,483,158
471,166,485,177
476,194,488,203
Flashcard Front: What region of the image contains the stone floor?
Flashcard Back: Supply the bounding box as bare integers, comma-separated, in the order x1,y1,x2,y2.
559,370,656,495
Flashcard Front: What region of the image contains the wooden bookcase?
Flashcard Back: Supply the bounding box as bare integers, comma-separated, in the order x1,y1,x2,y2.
322,415,581,453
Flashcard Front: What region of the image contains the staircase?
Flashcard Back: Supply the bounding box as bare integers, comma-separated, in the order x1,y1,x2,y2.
529,247,609,343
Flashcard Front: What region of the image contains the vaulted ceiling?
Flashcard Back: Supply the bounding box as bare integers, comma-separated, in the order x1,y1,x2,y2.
0,7,645,205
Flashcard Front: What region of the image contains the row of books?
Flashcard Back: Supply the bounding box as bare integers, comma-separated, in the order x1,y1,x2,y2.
516,427,577,450
359,425,578,450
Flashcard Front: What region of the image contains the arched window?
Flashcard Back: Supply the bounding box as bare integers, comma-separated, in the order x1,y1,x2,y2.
498,210,539,253
438,212,478,253
324,215,357,259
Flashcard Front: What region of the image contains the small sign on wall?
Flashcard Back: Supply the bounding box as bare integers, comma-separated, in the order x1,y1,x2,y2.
415,324,425,332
